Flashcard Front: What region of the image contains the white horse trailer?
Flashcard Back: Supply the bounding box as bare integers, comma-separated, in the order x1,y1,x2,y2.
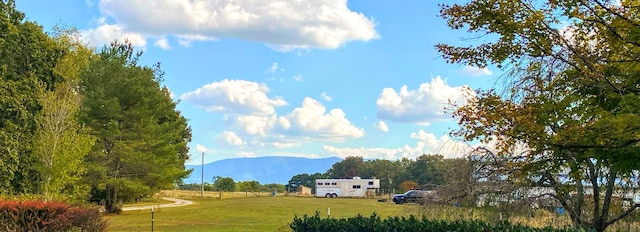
315,177,380,198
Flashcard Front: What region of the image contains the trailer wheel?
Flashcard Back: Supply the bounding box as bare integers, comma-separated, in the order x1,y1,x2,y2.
331,193,338,198
325,193,331,198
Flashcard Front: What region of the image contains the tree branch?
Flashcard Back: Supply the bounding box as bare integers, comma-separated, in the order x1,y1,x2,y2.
606,203,640,227
552,138,640,150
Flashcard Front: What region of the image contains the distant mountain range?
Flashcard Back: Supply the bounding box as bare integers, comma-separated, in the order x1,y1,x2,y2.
183,156,341,184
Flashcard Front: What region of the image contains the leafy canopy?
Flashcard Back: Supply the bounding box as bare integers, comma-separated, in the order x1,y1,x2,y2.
438,0,640,231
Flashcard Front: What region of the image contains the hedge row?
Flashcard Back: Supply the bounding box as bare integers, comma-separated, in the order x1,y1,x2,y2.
0,199,107,232
290,212,577,232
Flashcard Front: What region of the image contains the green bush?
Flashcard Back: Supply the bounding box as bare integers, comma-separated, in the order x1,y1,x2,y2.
0,199,108,231
290,212,578,232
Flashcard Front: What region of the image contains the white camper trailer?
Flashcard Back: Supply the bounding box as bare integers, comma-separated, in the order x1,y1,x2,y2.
315,177,380,198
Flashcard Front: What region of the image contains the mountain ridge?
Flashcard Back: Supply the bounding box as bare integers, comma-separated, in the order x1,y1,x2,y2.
183,156,341,184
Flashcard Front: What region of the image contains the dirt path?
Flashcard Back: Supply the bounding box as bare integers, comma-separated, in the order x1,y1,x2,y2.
121,197,194,211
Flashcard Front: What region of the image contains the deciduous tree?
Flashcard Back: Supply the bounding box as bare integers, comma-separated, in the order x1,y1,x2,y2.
213,177,236,192
33,82,94,202
236,181,260,192
325,156,363,179
0,0,64,194
288,173,325,193
439,1,640,231
407,154,446,187
359,159,403,191
32,26,95,202
399,181,419,192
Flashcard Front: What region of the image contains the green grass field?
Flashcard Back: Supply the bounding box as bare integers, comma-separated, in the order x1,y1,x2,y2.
108,195,412,231
107,191,640,232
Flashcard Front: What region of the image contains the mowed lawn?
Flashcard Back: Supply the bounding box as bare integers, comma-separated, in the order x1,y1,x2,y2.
107,195,413,232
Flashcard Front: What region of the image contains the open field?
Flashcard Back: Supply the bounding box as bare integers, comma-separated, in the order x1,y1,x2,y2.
159,190,293,199
107,193,410,231
107,190,640,232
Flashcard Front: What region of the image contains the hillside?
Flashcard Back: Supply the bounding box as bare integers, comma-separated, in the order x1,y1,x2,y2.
183,156,341,184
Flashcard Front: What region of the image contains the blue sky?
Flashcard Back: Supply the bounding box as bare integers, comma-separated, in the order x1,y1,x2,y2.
17,0,498,164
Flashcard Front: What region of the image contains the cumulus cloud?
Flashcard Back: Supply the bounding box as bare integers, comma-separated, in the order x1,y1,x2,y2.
461,65,492,77
323,129,472,160
236,115,276,136
276,97,364,141
81,22,146,47
376,77,471,125
183,80,363,148
87,0,378,50
221,131,245,146
230,97,364,144
180,79,287,115
375,120,389,132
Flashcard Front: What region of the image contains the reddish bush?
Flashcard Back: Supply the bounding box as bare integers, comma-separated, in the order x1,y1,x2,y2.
0,199,108,231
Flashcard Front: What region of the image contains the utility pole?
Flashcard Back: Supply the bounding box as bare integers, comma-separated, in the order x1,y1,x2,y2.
201,152,204,198
388,173,393,201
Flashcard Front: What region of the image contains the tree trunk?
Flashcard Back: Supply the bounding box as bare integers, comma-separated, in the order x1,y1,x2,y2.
104,184,120,213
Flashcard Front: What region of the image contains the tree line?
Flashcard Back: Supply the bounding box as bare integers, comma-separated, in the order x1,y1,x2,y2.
287,155,469,194
0,1,190,213
177,177,287,193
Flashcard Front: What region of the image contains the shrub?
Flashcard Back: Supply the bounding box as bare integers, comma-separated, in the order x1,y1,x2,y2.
0,199,108,231
290,212,579,232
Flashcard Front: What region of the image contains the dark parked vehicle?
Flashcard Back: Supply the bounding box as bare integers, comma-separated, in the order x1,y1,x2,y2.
392,190,430,204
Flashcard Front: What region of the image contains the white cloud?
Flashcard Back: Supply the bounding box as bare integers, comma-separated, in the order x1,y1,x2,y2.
323,146,403,160
266,62,279,73
90,0,378,50
319,92,332,102
188,144,218,164
230,97,364,144
154,37,172,49
461,65,492,77
236,115,276,136
323,129,472,160
180,79,287,115
80,23,146,47
276,97,364,141
410,130,473,158
267,44,310,52
221,131,245,146
375,120,389,132
196,144,208,153
271,142,301,149
184,81,363,148
177,34,217,47
376,76,471,125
